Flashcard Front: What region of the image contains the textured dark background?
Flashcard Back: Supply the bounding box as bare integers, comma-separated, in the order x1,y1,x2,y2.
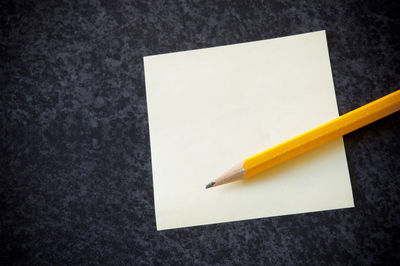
1,0,399,264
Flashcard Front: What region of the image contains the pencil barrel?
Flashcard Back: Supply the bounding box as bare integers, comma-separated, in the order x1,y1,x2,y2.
243,90,400,177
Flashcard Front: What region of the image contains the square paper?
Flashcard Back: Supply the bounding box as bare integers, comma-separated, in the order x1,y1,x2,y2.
144,30,354,230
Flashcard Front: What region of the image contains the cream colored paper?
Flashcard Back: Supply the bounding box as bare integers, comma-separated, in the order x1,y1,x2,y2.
144,30,354,230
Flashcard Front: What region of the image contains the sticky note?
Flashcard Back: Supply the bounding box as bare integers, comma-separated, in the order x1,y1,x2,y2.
144,30,354,230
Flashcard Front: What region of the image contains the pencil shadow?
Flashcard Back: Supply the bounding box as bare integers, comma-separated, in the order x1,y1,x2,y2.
222,139,345,191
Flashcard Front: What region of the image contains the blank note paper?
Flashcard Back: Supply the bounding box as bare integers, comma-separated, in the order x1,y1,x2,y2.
144,30,354,230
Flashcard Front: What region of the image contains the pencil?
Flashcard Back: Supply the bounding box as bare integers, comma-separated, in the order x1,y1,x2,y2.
205,89,400,189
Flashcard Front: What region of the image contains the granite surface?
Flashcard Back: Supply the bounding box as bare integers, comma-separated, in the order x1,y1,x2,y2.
1,0,399,264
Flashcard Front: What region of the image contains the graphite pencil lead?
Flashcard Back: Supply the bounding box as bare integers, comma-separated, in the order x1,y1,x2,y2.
205,182,215,189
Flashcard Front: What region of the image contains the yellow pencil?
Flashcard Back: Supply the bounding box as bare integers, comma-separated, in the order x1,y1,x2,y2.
205,89,400,189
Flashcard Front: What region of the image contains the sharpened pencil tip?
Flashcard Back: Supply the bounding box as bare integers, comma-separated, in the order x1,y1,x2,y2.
205,182,215,189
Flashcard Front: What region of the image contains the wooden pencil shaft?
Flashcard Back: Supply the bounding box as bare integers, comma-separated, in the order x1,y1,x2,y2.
243,89,400,178
207,89,400,189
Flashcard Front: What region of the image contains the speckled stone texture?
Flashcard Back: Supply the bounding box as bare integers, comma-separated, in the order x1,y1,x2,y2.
1,0,399,264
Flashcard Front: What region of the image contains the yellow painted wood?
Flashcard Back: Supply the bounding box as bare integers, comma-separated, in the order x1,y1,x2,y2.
243,89,400,178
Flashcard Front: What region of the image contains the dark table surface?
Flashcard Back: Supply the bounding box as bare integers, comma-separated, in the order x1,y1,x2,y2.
1,0,399,264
